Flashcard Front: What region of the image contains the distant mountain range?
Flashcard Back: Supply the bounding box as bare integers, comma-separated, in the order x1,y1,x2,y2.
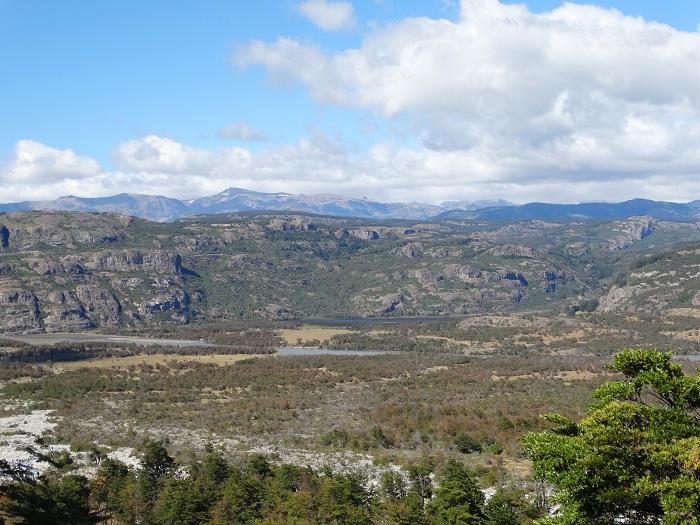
436,199,700,221
0,187,698,222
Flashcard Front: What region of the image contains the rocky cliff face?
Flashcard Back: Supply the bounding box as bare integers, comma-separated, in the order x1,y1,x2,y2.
0,212,202,332
82,250,182,273
1,210,699,331
597,246,700,315
603,216,657,251
0,285,41,331
0,211,131,249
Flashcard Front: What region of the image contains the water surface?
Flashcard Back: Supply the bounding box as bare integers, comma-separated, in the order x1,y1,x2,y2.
276,347,390,356
303,317,453,326
3,333,213,348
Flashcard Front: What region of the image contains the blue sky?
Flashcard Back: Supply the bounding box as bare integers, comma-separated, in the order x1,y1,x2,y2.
2,0,700,204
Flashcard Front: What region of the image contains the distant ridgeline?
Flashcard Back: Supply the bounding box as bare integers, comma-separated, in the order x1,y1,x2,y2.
0,187,698,222
0,209,699,331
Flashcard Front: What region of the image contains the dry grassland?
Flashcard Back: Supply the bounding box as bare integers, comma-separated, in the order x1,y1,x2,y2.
666,308,700,318
491,370,614,382
664,329,700,341
53,353,270,371
278,327,353,345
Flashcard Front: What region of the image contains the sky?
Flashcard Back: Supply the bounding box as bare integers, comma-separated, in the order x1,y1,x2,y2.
2,0,700,206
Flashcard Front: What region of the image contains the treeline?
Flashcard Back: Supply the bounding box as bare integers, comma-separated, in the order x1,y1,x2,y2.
100,322,288,348
324,333,463,353
327,314,700,356
0,442,545,524
0,341,276,366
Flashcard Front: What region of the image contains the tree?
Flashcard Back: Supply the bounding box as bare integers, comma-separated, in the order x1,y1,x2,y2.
210,468,263,525
523,348,700,524
407,457,434,509
137,440,176,518
90,457,133,522
454,432,483,454
141,441,175,480
316,470,376,525
151,478,213,525
0,456,99,525
426,459,485,525
484,486,544,525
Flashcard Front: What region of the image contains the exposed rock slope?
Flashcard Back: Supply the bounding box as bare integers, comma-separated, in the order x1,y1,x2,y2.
1,211,700,331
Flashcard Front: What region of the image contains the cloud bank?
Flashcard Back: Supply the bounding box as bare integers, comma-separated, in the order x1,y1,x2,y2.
296,0,356,32
3,0,700,205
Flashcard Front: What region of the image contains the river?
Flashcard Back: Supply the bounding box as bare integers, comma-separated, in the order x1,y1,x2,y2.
2,333,214,348
2,333,391,356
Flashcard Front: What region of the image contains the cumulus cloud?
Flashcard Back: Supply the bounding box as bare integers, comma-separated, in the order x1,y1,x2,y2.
296,0,356,32
5,0,700,206
104,131,700,204
0,140,102,184
3,129,700,205
217,121,270,141
111,135,219,175
235,0,700,199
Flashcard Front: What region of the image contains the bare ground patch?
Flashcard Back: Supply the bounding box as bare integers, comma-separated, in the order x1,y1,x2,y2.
663,329,700,341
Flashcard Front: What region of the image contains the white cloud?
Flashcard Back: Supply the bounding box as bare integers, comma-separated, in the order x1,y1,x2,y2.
235,0,700,200
2,130,700,206
5,1,700,206
296,0,356,32
0,140,102,185
111,135,218,175
217,121,270,141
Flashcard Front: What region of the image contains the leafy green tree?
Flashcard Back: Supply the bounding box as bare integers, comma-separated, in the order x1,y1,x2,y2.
151,478,213,525
316,470,376,525
0,459,99,525
484,486,544,525
408,457,434,508
199,451,230,486
426,459,486,525
137,440,176,520
90,457,133,522
210,468,263,525
523,348,700,524
141,441,175,480
454,432,483,454
381,470,407,501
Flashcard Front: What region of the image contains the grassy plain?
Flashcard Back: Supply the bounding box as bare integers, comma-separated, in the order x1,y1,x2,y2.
278,326,354,345
54,353,270,371
2,310,700,494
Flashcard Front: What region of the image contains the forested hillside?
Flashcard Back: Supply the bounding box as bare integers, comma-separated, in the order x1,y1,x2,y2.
1,210,700,331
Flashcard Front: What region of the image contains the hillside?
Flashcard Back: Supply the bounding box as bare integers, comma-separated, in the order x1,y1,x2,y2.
1,188,699,222
437,198,700,221
1,210,700,332
599,245,700,315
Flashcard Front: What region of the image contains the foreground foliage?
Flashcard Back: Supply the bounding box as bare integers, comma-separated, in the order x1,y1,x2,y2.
7,347,700,523
523,349,700,524
0,444,544,525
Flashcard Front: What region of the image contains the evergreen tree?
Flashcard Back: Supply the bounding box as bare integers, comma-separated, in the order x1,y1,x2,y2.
426,459,486,525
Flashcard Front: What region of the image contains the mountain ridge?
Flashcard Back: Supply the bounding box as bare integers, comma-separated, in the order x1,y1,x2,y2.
0,188,698,222
1,210,700,332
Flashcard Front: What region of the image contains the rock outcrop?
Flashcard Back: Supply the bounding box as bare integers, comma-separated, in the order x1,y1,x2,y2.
83,250,181,273
0,210,698,330
0,286,40,331
75,285,122,325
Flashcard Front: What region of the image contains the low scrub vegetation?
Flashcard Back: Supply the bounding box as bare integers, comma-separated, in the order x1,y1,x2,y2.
3,348,700,523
